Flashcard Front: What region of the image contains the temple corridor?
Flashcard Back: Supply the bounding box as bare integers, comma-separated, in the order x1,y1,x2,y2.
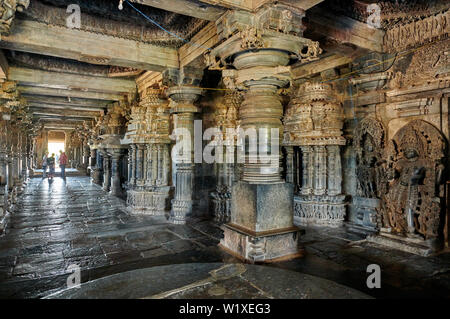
0,175,449,298
0,0,449,300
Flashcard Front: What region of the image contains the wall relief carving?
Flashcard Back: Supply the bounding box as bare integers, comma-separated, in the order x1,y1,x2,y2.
380,120,447,241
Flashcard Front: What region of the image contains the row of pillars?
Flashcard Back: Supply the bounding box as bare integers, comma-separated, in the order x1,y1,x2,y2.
0,117,36,233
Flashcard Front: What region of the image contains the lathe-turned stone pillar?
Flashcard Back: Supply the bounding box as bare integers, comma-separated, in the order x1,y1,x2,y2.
122,88,172,215
206,5,322,262
168,88,202,224
98,102,128,197
101,152,111,192
284,82,347,227
109,150,124,197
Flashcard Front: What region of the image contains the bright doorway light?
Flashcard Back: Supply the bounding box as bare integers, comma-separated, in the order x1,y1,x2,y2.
48,142,65,168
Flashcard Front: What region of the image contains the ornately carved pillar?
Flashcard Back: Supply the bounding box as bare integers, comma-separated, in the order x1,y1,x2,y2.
284,82,346,227
206,5,322,262
163,68,203,224
122,88,172,215
109,150,124,197
102,152,111,192
168,96,200,224
210,90,241,224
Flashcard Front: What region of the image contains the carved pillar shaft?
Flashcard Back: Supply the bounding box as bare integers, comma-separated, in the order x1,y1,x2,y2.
170,110,197,224
110,152,123,197
313,146,327,195
102,154,111,192
129,144,136,186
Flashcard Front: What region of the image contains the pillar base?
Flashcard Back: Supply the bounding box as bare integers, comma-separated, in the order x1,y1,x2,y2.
367,232,443,257
219,181,301,263
350,197,379,231
91,168,103,185
127,187,171,215
219,224,303,263
294,194,347,227
169,199,192,225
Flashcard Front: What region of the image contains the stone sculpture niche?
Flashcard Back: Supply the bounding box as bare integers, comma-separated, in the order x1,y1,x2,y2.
284,82,347,227
352,117,387,230
369,120,447,256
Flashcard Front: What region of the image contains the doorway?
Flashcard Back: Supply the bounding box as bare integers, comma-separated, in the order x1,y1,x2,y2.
47,131,66,168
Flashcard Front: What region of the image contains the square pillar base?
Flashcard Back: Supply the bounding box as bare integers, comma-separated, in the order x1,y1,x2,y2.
219,181,302,263
127,187,171,216
219,224,303,263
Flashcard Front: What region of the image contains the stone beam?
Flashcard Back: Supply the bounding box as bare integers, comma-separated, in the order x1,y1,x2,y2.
135,71,163,97
24,96,111,109
28,103,105,113
40,121,79,130
8,67,136,94
30,108,101,119
18,86,122,101
129,0,224,21
307,7,384,52
198,0,324,11
179,21,218,68
291,54,352,80
33,114,87,122
0,19,179,71
276,0,324,11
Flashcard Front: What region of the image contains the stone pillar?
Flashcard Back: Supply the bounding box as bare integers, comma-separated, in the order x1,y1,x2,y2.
0,105,10,232
211,91,241,224
284,82,347,227
109,151,124,197
166,81,203,224
21,134,28,181
102,153,111,192
122,88,172,215
206,5,322,262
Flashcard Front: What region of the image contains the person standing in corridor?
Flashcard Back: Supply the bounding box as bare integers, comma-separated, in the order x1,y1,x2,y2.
47,153,56,181
59,151,68,180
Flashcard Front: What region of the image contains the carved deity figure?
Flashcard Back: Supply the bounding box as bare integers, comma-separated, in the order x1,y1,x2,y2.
354,117,387,199
381,120,447,240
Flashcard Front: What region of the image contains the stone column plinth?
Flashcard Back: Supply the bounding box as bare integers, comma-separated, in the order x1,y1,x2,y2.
206,5,322,262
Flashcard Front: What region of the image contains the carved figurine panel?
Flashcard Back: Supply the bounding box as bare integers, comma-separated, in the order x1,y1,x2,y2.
284,82,345,146
381,120,447,240
353,117,387,199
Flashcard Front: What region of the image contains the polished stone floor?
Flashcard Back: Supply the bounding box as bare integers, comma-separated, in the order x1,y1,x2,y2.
1,176,450,299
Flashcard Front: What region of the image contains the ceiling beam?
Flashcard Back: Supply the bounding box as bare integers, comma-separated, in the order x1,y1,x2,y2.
30,107,101,119
291,54,352,80
28,103,105,113
179,21,218,68
0,19,179,72
24,96,111,108
18,86,122,101
307,7,384,52
8,67,136,94
129,0,225,21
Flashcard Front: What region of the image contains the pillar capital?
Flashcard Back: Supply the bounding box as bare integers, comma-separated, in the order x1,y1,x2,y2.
206,5,322,70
